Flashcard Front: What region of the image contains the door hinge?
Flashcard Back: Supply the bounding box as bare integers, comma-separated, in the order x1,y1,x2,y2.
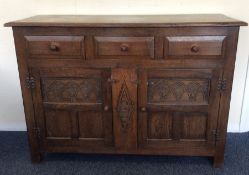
33,127,41,138
26,76,36,89
212,129,221,142
217,79,226,92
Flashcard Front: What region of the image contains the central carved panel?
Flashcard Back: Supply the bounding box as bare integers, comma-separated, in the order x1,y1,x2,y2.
112,68,137,149
41,78,101,103
117,81,134,131
148,79,209,104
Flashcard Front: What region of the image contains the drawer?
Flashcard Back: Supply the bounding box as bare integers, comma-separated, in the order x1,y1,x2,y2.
25,36,85,59
164,36,226,58
93,37,154,59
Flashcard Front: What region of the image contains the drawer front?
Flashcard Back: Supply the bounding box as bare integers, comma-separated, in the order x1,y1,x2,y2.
25,36,85,59
93,37,154,59
164,36,226,58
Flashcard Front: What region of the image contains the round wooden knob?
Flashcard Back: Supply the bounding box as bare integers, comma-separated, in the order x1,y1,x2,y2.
120,44,129,52
104,105,109,111
141,107,146,112
191,45,199,53
50,42,59,51
107,78,118,84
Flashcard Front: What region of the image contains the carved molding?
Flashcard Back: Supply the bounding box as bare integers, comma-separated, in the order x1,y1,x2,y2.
117,81,134,132
148,79,209,103
42,78,101,103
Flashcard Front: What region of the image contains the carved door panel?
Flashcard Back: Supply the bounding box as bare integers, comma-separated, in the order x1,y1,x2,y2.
138,69,221,151
30,68,113,150
111,68,137,150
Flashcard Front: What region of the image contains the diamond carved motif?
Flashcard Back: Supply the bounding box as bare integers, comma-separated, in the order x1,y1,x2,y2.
117,81,134,132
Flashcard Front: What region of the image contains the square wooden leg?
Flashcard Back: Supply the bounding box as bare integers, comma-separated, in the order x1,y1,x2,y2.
213,152,225,168
31,152,42,163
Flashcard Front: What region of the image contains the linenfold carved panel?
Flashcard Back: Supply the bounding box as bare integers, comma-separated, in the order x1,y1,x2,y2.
148,112,173,139
41,78,101,103
148,79,209,104
117,81,135,132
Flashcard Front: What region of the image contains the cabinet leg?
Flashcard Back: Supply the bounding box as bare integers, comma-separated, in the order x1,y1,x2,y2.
213,152,224,168
31,152,43,163
27,130,43,163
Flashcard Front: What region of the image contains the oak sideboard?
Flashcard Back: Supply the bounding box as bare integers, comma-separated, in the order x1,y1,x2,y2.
5,14,247,167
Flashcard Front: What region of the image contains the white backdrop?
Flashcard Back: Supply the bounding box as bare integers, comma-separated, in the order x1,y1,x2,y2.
240,56,249,132
0,0,248,132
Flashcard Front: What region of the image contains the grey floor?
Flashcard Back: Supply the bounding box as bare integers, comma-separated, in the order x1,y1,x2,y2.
0,132,248,175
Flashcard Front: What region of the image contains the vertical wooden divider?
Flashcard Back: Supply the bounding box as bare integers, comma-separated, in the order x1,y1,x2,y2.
112,68,138,150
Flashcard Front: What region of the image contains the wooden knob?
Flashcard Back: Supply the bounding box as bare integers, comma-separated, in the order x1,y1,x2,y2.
107,77,118,84
50,42,59,51
104,105,109,111
141,107,146,112
120,44,129,52
191,45,199,53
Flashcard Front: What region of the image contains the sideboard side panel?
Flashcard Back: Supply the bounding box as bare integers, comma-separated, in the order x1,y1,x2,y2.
214,27,240,167
12,27,42,162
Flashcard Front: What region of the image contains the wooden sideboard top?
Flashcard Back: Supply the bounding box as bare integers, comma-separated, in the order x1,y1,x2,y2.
5,14,247,27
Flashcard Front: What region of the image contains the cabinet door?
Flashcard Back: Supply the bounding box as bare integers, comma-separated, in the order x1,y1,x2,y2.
31,68,113,151
138,69,221,153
